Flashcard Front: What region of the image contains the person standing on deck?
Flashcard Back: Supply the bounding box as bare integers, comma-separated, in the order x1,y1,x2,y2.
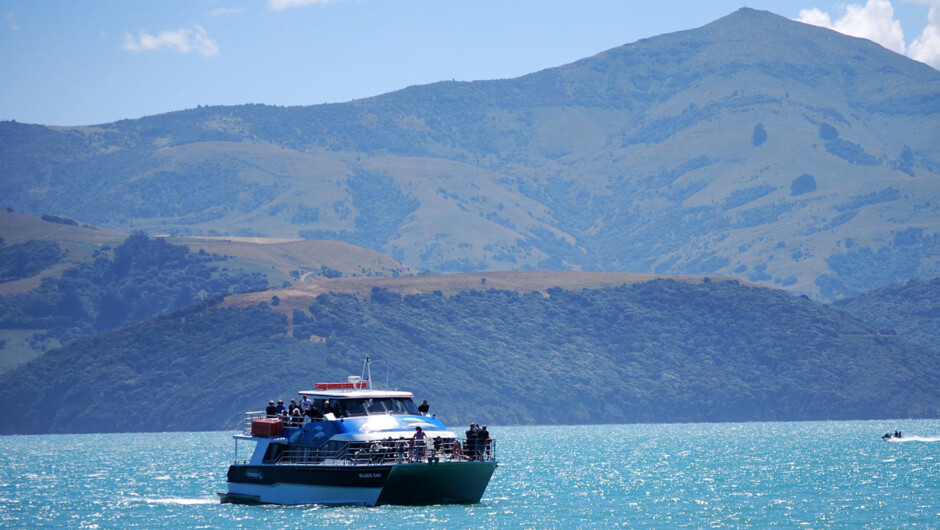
465,423,480,460
412,426,428,461
479,425,491,459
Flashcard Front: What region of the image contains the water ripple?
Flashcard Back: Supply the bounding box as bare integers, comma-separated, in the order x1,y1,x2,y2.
0,420,937,527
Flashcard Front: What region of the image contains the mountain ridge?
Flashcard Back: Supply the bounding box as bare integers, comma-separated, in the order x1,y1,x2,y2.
2,9,939,300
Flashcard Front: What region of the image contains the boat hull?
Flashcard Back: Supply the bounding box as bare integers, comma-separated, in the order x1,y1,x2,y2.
378,460,498,505
222,461,497,506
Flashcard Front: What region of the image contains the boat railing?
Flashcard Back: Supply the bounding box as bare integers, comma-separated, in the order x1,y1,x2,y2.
241,411,266,434
272,438,496,466
241,411,315,435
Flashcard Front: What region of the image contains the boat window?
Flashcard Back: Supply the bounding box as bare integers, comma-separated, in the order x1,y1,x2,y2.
364,398,386,414
400,398,419,414
306,397,420,416
384,399,405,414
263,443,286,463
339,399,367,417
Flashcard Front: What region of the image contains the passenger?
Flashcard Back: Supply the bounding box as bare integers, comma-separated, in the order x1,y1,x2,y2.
370,441,384,463
288,399,299,416
465,423,479,461
452,439,463,460
300,395,312,413
331,400,347,418
418,400,430,415
412,426,428,461
322,400,334,416
290,406,303,427
265,400,277,417
433,436,443,455
479,425,491,459
396,437,407,462
275,399,286,415
305,402,323,421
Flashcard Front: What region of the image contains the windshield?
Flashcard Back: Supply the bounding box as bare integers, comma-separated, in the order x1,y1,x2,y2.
327,397,420,417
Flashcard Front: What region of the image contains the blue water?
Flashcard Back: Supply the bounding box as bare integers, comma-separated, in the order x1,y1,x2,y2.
1,420,937,527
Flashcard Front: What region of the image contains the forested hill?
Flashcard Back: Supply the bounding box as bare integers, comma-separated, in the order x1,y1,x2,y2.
0,232,268,373
833,277,940,350
1,278,935,434
2,9,939,300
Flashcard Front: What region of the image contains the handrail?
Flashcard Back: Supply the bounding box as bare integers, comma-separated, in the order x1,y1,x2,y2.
270,438,496,466
242,413,497,465
242,411,312,435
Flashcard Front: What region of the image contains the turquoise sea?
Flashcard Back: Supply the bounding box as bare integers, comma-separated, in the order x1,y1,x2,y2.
1,420,937,528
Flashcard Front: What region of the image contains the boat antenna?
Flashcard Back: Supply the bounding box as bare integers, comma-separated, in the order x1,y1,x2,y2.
385,360,390,390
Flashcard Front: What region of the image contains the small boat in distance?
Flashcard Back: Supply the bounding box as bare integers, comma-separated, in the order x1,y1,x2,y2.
218,358,497,506
882,430,902,441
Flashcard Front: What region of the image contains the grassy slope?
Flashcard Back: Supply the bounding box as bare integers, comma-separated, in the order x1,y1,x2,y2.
0,213,415,373
169,236,417,286
227,270,756,315
0,210,126,295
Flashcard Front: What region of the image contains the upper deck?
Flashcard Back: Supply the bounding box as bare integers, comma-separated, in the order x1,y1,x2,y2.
298,379,412,398
299,389,414,399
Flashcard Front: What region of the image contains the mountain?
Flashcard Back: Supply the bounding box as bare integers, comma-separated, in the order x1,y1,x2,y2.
0,275,935,434
2,9,940,300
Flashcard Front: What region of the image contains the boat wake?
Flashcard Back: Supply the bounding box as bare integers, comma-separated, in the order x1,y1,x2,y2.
884,435,940,443
124,497,217,505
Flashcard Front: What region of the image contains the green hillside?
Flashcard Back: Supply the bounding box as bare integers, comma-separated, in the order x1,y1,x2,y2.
1,278,935,434
832,277,940,350
1,9,938,300
0,232,268,372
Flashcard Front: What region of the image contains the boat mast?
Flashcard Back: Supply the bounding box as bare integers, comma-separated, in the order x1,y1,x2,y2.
361,356,373,390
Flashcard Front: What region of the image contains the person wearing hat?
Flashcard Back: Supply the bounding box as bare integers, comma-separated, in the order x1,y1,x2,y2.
265,400,277,417
275,399,286,415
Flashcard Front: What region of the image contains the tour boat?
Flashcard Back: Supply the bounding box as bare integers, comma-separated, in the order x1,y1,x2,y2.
218,359,497,506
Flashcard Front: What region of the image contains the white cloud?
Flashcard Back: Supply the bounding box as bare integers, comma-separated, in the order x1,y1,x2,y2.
122,25,219,57
211,7,245,17
7,11,18,31
907,3,940,68
269,0,344,10
798,0,905,54
796,7,832,28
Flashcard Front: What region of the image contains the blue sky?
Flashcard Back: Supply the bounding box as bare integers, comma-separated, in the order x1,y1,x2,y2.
2,0,938,126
